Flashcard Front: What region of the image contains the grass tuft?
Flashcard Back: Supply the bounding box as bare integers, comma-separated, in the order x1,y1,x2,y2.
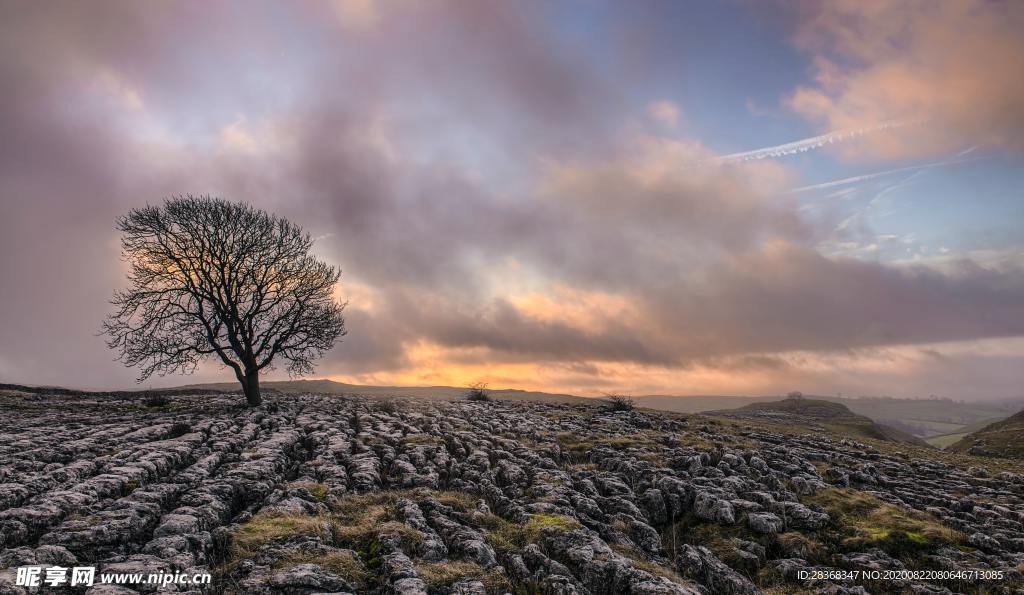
228,511,331,564
484,513,581,551
272,549,369,586
290,481,329,502
415,560,511,592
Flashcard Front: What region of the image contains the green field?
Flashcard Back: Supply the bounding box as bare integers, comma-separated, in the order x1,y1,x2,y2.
926,432,969,449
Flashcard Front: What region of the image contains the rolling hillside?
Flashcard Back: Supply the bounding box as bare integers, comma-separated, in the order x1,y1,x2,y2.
948,408,1024,457
637,393,1018,442
706,397,932,446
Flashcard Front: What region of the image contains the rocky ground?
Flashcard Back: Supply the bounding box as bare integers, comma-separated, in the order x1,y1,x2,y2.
1,389,1024,594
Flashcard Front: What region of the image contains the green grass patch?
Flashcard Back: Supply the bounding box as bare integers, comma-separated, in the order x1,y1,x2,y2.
926,432,969,449
289,481,329,502
484,513,581,551
803,488,963,560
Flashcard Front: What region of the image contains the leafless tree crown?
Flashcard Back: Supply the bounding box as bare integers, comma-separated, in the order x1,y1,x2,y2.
103,196,346,389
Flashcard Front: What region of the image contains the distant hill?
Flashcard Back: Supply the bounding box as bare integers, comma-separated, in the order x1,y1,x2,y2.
947,408,1024,457
706,397,931,447
636,392,1018,441
179,378,593,405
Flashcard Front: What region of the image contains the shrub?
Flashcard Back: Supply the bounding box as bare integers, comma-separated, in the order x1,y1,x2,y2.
168,422,191,438
144,393,170,407
372,399,400,414
465,381,490,402
604,394,634,412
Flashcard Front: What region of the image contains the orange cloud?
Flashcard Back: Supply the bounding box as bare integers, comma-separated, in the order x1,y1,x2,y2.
787,0,1024,160
328,336,1024,400
509,285,638,331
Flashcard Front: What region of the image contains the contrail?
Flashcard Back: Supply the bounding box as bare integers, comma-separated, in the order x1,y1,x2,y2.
693,120,910,167
788,152,987,194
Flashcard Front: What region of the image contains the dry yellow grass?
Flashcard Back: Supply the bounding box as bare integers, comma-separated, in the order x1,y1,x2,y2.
272,549,369,586
415,560,512,592
289,481,328,501
231,512,331,555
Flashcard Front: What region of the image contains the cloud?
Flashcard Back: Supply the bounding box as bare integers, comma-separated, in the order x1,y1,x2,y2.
0,1,1023,400
786,0,1024,160
218,116,259,153
330,0,380,31
647,100,680,129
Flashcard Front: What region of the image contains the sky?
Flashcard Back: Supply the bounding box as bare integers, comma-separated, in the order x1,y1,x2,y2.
1,0,1023,400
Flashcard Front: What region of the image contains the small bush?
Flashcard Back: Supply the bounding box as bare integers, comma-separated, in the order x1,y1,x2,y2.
604,394,634,412
167,422,191,438
372,399,400,414
144,393,170,407
465,381,490,402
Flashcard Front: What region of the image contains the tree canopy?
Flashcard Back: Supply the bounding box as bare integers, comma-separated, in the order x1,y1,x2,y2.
103,195,346,405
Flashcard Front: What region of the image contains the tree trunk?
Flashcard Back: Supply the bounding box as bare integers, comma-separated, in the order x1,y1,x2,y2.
241,369,262,407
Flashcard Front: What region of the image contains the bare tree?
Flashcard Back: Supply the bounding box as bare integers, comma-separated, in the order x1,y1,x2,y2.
103,196,346,406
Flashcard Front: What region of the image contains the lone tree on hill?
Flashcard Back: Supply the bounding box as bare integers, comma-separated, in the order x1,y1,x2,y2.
103,196,346,406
